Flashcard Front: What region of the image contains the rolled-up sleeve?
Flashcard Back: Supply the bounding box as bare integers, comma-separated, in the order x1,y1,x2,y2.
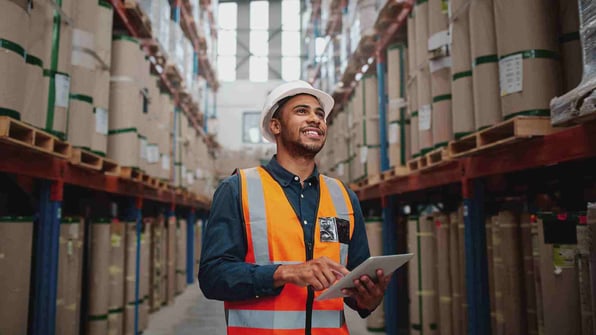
198,176,283,301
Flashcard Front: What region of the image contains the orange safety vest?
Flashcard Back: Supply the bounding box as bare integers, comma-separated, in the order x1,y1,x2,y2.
225,167,355,335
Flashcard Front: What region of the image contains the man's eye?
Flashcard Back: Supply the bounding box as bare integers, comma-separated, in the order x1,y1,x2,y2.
316,111,325,119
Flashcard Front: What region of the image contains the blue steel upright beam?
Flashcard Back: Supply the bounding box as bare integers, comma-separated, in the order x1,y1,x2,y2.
463,179,491,335
381,195,398,335
376,51,390,172
186,209,196,284
31,180,63,335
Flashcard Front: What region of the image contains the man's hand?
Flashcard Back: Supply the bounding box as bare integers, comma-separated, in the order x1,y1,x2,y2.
273,257,349,291
341,269,391,311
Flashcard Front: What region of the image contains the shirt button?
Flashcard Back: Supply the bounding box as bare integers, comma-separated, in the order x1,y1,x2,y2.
301,194,304,198
304,220,308,225
294,176,299,181
255,295,260,299
308,182,312,186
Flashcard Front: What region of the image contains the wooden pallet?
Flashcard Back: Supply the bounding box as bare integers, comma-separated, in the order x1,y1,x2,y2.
142,174,159,189
123,0,152,38
70,148,102,171
426,147,451,166
0,116,71,159
381,166,410,181
102,157,121,176
165,64,183,88
120,166,143,182
448,116,557,158
407,154,429,172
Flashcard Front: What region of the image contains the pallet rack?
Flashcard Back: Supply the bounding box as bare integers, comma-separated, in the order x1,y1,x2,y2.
312,1,596,334
0,2,215,335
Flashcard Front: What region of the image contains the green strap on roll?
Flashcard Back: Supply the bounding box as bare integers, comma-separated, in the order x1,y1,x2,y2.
473,54,499,67
26,54,43,68
499,49,559,61
416,0,428,5
432,94,452,103
434,141,448,149
88,314,108,321
61,217,80,224
411,111,419,117
0,107,21,120
113,34,139,44
98,0,113,9
452,70,472,81
559,31,580,44
91,150,106,157
454,131,473,140
108,127,138,135
0,216,33,223
0,38,26,59
46,0,63,131
69,94,94,104
504,109,550,120
108,307,124,314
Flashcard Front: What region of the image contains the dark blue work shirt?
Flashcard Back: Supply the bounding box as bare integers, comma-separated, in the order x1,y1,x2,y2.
198,156,371,316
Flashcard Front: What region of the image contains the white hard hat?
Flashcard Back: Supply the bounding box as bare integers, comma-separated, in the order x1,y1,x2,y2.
260,80,334,143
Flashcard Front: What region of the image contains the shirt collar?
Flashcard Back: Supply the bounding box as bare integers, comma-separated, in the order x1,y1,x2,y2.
264,155,320,187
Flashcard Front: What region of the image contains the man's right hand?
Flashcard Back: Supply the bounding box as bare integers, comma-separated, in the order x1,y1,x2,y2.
273,257,349,291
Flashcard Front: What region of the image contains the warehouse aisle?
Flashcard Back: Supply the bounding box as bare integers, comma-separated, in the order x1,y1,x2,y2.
145,283,385,335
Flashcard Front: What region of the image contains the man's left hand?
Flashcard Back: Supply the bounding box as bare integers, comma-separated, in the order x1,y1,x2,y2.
341,269,391,311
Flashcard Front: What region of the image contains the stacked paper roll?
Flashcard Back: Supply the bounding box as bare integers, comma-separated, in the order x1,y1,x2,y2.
364,74,380,176
365,218,385,331
557,0,582,93
450,0,475,138
493,0,561,119
469,0,501,129
435,214,452,335
415,0,433,154
0,0,28,121
108,220,125,335
88,219,111,335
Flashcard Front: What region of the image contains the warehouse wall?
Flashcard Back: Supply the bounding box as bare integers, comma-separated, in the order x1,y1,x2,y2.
214,80,283,150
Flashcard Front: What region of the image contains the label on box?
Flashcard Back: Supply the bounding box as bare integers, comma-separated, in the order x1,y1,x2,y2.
95,108,109,135
55,74,71,108
111,234,121,248
195,168,202,179
187,172,194,185
161,154,170,171
419,105,432,131
181,165,187,180
67,240,73,256
553,244,576,268
576,226,591,256
337,163,344,176
389,123,399,144
148,145,160,163
140,138,148,160
499,53,523,96
360,146,368,164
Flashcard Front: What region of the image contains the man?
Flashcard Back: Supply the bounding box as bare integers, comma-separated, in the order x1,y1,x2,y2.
199,80,391,335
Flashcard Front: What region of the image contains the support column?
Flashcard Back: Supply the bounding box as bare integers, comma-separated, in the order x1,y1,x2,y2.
377,51,389,172
186,209,196,284
31,180,63,335
381,195,398,334
463,178,491,335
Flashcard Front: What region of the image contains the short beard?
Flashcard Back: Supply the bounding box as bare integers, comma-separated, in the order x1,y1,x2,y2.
279,127,325,159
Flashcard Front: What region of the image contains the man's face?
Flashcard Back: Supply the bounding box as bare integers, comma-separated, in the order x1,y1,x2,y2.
272,94,328,158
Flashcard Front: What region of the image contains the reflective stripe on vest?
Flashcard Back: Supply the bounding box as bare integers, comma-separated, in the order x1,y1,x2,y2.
227,309,345,329
322,175,350,265
243,167,270,264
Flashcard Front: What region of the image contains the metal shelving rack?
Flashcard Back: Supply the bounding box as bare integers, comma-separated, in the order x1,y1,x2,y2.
311,1,596,334
0,2,214,334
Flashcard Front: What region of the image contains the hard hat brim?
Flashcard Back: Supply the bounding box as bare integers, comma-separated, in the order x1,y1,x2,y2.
261,86,334,143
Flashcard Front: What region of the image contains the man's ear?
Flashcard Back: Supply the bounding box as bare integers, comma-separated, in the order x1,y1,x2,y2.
270,118,281,136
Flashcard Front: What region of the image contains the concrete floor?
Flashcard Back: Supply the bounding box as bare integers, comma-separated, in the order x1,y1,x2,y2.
144,283,385,335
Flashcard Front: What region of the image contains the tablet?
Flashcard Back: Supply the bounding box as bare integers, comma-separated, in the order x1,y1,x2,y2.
316,253,414,301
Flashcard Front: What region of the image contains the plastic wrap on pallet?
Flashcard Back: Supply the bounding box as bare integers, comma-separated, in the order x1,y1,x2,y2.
551,0,596,125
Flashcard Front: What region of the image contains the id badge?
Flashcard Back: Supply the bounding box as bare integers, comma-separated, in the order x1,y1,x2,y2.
319,217,350,243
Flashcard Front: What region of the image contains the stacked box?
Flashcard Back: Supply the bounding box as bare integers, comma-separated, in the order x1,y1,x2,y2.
87,219,111,335
107,220,125,335
450,0,475,139
365,217,385,331
494,0,561,120
26,0,74,140
56,217,85,335
469,0,501,130
176,219,188,294
0,217,34,335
